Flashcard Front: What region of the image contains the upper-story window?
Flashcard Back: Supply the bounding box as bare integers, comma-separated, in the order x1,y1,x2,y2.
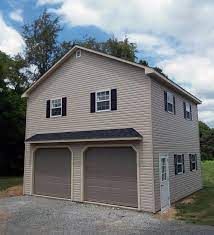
183,102,192,120
51,98,62,117
46,97,67,118
164,91,175,114
96,90,111,112
90,89,117,113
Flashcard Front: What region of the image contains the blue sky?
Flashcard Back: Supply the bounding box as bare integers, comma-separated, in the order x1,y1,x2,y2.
1,0,214,127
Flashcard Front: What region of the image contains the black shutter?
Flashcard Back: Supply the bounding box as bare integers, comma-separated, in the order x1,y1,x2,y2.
164,91,168,111
189,154,193,171
90,92,95,113
183,102,186,119
195,154,198,170
111,89,117,111
173,96,176,114
46,100,50,118
62,97,67,116
174,155,178,175
182,154,185,173
190,104,192,120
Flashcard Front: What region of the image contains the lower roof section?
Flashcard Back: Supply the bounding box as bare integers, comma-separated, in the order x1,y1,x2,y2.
25,128,142,143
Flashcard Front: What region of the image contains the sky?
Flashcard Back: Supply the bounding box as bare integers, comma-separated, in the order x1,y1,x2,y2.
0,0,214,127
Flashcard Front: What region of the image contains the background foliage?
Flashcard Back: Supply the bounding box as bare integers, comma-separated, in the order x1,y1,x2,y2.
0,11,213,176
199,121,214,160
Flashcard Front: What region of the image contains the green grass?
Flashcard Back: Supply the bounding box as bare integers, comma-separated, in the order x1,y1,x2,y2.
0,177,23,191
175,160,214,226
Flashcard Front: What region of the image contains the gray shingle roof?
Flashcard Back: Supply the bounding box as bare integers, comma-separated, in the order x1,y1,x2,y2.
25,128,142,142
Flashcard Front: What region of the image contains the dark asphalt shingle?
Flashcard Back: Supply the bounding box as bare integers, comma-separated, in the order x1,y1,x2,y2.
25,128,142,142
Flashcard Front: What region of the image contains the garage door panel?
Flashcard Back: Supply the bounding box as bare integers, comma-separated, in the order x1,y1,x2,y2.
34,181,71,198
84,147,138,208
34,148,71,199
86,178,137,188
87,187,137,207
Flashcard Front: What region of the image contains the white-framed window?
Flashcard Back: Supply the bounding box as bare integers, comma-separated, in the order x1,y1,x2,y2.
50,98,62,117
167,91,174,113
189,154,197,171
174,154,185,175
76,49,81,58
185,102,192,120
96,90,111,112
161,158,167,181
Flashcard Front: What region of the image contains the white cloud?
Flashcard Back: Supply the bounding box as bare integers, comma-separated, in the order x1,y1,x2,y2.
37,0,214,126
158,55,214,99
0,14,24,55
127,33,176,57
37,0,62,5
49,1,101,26
9,9,23,23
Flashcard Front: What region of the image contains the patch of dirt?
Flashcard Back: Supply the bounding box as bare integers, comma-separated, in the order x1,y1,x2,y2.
0,209,10,221
154,195,195,221
155,207,177,221
0,185,23,199
180,196,194,204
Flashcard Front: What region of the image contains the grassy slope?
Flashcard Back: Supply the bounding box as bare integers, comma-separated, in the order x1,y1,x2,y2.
175,161,214,226
0,177,23,191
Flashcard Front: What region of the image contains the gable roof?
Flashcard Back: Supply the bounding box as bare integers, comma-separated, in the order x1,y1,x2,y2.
21,45,201,104
25,128,142,143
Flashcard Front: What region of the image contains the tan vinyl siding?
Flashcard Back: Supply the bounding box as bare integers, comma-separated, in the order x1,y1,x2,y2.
71,144,82,202
23,143,31,195
24,50,154,212
151,79,202,212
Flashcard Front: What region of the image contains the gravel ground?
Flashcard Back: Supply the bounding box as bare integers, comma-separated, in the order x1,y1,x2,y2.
0,196,213,235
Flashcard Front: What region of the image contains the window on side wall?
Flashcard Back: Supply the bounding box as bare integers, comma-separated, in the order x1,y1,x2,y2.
184,102,192,120
164,91,175,114
174,154,185,175
189,154,197,171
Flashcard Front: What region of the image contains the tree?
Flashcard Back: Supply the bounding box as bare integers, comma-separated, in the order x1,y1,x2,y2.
199,121,214,160
22,10,72,80
78,37,137,62
153,66,169,78
0,51,26,175
139,59,149,66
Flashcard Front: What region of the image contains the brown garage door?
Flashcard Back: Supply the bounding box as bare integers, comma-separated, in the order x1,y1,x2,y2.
84,147,137,208
34,148,71,199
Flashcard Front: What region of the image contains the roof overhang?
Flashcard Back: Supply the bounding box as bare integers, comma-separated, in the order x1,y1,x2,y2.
21,45,201,104
25,128,143,143
147,71,202,104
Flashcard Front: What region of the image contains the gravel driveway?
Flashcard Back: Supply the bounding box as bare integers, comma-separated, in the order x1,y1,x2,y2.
0,196,213,235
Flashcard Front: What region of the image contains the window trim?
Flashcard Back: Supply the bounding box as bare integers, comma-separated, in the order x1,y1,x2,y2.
95,89,111,112
175,154,184,175
190,154,197,171
166,91,174,114
185,102,192,120
50,97,62,118
176,155,183,175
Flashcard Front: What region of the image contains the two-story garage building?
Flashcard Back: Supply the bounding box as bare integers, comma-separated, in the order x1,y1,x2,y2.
22,45,202,213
